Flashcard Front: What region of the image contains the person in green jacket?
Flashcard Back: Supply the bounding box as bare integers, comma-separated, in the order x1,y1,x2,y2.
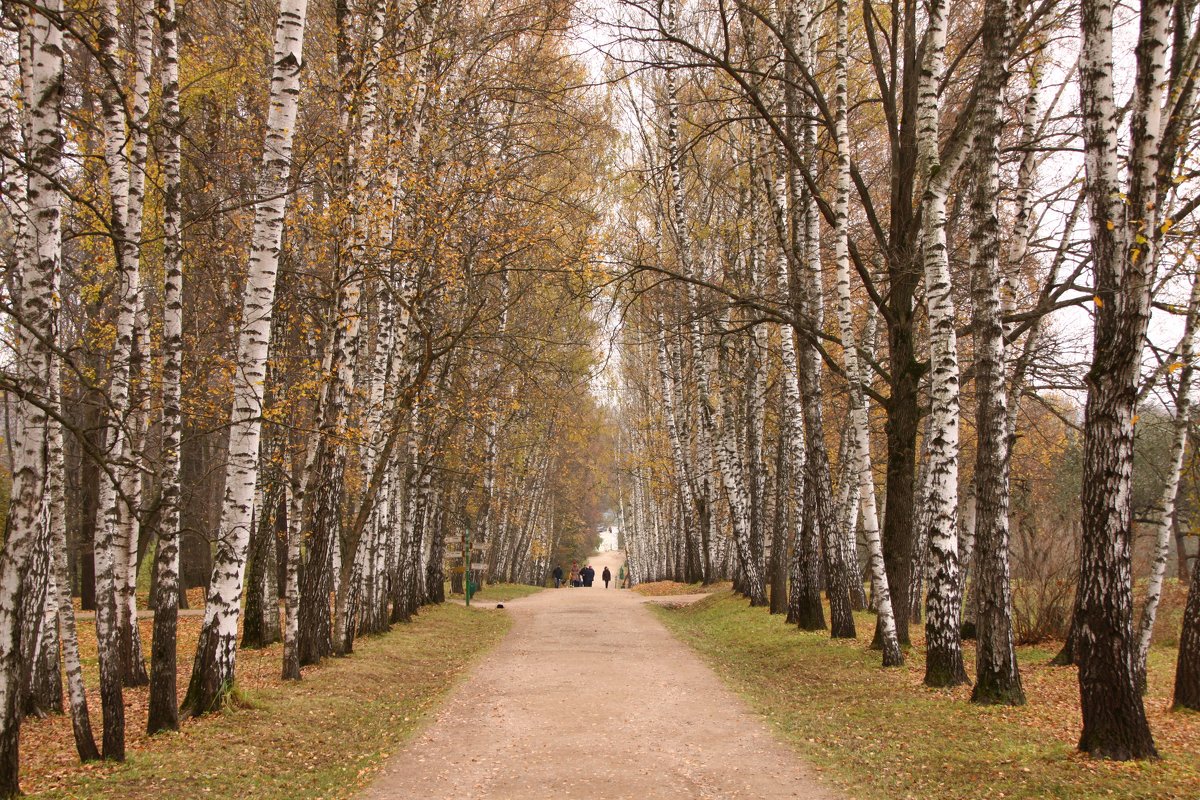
617,564,626,588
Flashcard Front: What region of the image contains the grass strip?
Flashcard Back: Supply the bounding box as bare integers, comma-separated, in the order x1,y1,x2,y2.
459,583,546,602
653,591,1199,800
30,603,509,799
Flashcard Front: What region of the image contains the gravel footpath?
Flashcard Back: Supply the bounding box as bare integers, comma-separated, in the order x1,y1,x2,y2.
360,550,835,799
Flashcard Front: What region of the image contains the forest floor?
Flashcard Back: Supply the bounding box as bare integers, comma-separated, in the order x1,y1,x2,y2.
631,579,731,596
654,590,1200,800
23,596,514,798
445,582,547,603
360,549,833,799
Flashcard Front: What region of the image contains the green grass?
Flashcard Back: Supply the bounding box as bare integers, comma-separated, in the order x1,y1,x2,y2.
653,591,1200,800
31,603,510,799
451,582,546,602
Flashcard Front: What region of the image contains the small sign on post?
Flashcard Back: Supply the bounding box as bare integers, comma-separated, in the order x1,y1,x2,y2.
444,523,484,606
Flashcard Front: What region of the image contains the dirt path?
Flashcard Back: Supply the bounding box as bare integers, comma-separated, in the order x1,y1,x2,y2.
360,551,835,799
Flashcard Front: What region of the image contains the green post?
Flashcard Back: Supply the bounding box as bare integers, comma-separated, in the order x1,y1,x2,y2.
465,523,473,607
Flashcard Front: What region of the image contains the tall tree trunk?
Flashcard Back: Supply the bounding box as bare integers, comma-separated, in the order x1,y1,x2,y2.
0,2,65,789
92,0,144,757
114,0,155,691
663,0,764,603
1135,272,1200,689
183,0,310,715
1175,543,1200,709
916,0,967,688
762,142,818,626
147,0,184,734
305,0,385,663
1073,0,1172,758
968,0,1023,707
656,322,702,584
282,480,302,680
818,0,867,642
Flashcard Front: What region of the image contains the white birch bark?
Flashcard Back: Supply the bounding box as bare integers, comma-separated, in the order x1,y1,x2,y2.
662,2,764,599
0,2,65,786
478,269,511,585
968,0,1024,707
183,0,309,714
282,479,302,679
116,0,155,689
916,0,967,686
656,319,700,567
51,403,100,758
823,0,880,641
1074,0,1165,746
1136,271,1200,685
762,154,812,611
92,0,139,756
147,0,184,733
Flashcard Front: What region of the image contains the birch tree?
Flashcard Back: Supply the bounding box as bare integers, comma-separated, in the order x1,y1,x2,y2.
147,0,184,734
183,0,310,715
1135,270,1200,690
0,0,65,790
967,0,1024,708
916,0,968,688
1073,0,1187,757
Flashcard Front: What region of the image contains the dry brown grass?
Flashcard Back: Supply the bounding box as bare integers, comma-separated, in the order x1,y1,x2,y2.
23,603,509,798
631,580,730,596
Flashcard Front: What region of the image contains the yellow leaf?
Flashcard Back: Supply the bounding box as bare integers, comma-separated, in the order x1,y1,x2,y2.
1168,362,1184,373
1094,295,1104,307
1132,414,1141,425
1106,220,1116,231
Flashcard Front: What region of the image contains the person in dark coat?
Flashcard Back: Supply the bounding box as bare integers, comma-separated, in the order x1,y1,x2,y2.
583,565,595,587
552,564,564,588
602,566,612,588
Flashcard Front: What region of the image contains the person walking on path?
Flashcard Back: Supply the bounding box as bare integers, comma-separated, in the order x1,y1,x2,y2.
583,565,595,587
602,566,612,588
552,565,564,588
570,563,581,588
618,564,626,588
